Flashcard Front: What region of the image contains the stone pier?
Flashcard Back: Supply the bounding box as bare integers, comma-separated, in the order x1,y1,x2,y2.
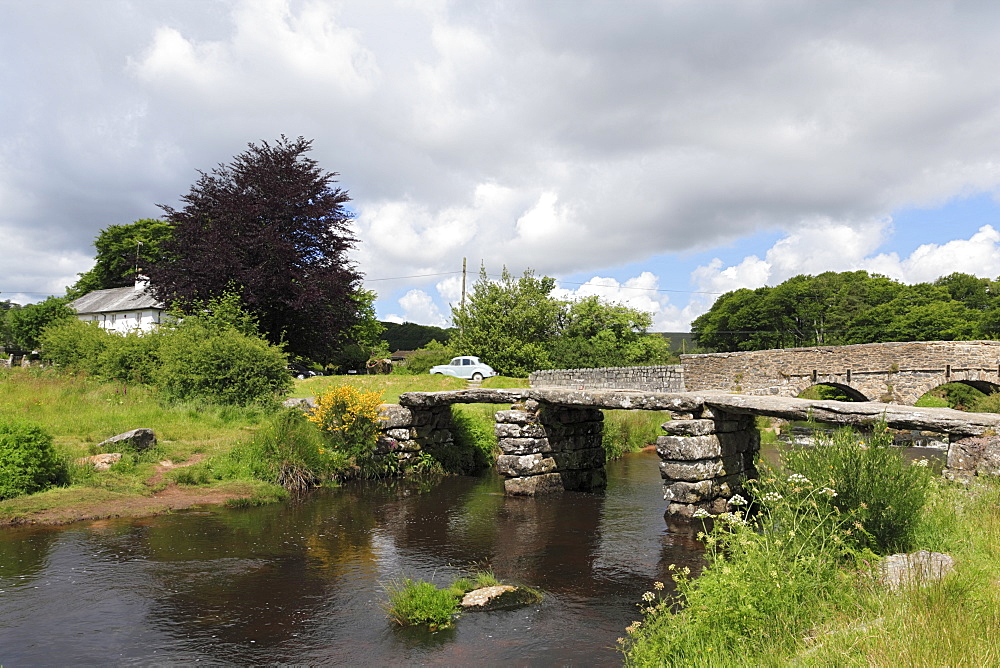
495,399,607,495
655,408,759,517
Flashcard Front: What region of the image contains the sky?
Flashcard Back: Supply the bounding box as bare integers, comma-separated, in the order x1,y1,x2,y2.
4,0,1000,332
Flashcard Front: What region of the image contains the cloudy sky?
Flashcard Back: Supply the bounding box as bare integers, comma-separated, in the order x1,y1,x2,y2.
5,0,1000,331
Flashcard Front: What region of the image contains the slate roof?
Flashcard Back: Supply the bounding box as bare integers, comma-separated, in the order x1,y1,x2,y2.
69,285,164,315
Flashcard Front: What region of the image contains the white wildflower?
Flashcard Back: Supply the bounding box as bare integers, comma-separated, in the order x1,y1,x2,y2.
822,487,838,497
912,458,929,467
787,473,811,485
692,508,711,518
761,491,783,502
728,494,748,506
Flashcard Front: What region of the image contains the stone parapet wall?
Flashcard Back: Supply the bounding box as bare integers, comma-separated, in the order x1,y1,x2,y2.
495,400,607,495
529,365,685,392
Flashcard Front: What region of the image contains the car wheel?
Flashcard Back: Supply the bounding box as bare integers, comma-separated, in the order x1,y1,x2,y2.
472,372,483,381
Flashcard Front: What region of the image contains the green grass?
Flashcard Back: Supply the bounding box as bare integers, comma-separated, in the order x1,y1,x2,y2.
621,425,983,667
384,570,538,629
288,373,466,402
602,410,669,460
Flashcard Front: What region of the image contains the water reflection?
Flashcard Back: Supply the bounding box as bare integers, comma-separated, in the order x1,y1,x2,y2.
0,451,699,666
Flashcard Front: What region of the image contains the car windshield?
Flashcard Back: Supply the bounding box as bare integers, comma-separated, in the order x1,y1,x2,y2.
450,358,462,366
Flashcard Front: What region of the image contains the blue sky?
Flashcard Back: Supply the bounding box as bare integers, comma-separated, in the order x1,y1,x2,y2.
3,1,1000,331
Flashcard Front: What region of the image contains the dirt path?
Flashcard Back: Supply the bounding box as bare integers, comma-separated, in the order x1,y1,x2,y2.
1,455,255,527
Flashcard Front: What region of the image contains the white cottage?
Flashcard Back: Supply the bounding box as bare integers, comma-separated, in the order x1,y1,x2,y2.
68,280,166,334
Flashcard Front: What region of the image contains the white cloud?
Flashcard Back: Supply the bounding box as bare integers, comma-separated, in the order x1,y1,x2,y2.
384,289,449,327
684,222,1000,330
8,1,1000,326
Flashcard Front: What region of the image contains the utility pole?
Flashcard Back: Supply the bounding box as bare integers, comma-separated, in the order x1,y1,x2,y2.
460,257,467,312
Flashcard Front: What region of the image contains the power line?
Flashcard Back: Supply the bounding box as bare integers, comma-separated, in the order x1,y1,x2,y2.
362,270,726,296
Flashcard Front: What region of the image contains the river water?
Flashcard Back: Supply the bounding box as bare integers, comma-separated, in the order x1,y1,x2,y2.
0,450,707,666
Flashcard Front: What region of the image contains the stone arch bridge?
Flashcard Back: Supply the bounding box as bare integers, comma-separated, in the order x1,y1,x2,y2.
530,340,1000,406
363,387,1000,518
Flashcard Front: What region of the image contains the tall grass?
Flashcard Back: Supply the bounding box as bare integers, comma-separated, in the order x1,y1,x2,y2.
602,410,668,460
623,422,940,666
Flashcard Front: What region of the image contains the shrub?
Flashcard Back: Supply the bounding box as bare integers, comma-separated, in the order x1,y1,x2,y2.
383,578,459,629
219,409,349,491
95,330,162,384
156,322,291,406
307,385,384,466
780,421,934,554
40,319,110,373
395,340,453,375
0,419,66,500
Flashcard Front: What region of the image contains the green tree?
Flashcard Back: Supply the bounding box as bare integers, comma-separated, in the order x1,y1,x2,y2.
451,267,674,376
5,297,73,351
148,136,364,363
451,268,561,376
549,296,674,368
67,218,174,298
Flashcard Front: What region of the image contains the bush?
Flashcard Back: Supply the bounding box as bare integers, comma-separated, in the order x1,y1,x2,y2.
95,331,162,384
623,484,859,665
0,419,66,500
219,409,349,491
396,340,453,375
156,322,291,406
307,385,385,472
40,319,110,373
780,421,934,554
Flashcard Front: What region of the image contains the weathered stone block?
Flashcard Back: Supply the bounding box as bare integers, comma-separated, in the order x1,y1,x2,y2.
662,474,743,503
385,428,412,440
498,437,552,455
656,431,752,460
659,455,746,482
497,454,557,476
504,473,564,495
947,434,1000,475
495,410,539,425
379,405,415,429
664,497,729,518
660,419,717,436
552,447,606,470
494,423,548,439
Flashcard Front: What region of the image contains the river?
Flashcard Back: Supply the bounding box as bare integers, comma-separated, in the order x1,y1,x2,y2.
0,450,706,666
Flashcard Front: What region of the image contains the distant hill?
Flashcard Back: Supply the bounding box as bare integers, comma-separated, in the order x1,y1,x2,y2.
380,321,454,351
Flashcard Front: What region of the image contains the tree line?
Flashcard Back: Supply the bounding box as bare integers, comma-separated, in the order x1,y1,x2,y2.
692,270,1000,352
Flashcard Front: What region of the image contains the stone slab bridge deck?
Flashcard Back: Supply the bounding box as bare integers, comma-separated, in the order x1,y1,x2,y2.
382,387,1000,518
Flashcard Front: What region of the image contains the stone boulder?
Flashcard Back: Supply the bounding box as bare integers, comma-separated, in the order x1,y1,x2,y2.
460,585,542,611
879,550,955,591
97,428,156,453
75,453,122,471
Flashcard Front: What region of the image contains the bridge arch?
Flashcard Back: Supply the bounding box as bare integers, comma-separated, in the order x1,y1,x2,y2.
913,379,1000,406
796,382,871,402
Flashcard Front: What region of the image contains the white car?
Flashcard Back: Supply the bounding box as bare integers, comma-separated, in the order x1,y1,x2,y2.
429,356,498,380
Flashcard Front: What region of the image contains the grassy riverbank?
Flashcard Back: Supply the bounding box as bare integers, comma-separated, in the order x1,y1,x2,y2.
0,369,665,526
621,426,1000,666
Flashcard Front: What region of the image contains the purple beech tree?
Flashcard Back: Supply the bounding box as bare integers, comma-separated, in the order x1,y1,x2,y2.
148,136,364,362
